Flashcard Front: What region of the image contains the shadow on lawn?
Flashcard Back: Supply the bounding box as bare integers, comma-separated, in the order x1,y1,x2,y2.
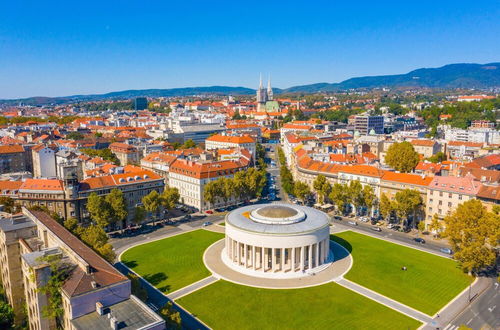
143,272,168,286
330,235,353,262
123,260,138,268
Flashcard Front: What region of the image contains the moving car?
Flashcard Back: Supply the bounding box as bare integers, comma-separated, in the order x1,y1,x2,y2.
205,210,214,214
413,237,425,244
371,227,382,232
202,222,212,227
348,221,358,226
440,248,453,254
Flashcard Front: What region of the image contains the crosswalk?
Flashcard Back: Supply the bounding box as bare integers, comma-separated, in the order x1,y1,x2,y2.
443,324,458,330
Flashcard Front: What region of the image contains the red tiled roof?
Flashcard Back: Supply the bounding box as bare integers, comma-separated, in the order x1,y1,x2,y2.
206,134,255,144
382,171,433,186
20,179,64,191
0,145,24,154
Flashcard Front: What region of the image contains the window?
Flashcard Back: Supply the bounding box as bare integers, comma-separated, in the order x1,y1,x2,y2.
449,193,452,198
459,195,463,200
439,191,443,197
439,200,442,205
448,202,452,207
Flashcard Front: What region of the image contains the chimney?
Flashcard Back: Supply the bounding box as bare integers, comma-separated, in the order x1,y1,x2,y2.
110,316,118,330
96,301,104,315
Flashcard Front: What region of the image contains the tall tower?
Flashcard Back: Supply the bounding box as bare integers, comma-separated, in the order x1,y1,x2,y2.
256,74,268,111
267,75,273,101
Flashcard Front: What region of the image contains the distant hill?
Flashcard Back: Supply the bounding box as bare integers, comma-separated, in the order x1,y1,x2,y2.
282,62,500,93
1,62,498,105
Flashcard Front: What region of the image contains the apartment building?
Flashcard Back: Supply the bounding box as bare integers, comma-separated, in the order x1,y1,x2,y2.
425,175,481,228
0,145,28,174
410,139,441,158
0,208,165,330
353,115,384,135
205,134,256,156
168,153,251,211
109,142,141,165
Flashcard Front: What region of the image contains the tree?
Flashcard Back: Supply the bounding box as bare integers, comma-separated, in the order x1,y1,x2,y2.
379,194,394,221
79,225,115,262
362,185,376,217
86,192,112,228
0,284,14,329
294,181,311,202
428,214,443,236
417,221,426,233
385,141,420,173
66,131,85,140
443,199,500,274
142,190,161,223
329,183,348,215
313,175,331,204
347,180,363,215
129,273,148,302
105,189,128,227
132,206,146,225
159,302,182,329
63,217,82,236
0,196,21,214
394,189,423,228
204,180,220,209
181,139,197,149
161,186,180,211
426,152,447,164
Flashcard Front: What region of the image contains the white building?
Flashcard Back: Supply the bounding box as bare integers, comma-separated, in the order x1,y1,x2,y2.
224,204,331,278
444,126,500,145
205,134,256,157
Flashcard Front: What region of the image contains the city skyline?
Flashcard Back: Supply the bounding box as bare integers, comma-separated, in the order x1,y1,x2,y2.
1,1,499,98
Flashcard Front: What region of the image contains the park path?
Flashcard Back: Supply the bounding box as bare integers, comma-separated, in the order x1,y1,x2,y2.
336,278,433,324
167,276,218,300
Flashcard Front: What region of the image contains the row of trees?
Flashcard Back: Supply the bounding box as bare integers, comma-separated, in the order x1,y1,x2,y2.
328,180,377,217
379,190,424,228
204,168,266,208
277,147,295,196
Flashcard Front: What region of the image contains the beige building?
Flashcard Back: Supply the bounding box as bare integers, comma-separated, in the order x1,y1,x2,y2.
109,143,141,165
0,208,165,330
410,139,441,158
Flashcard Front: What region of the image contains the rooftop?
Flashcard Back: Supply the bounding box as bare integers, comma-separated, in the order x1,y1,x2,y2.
71,295,164,330
227,204,329,235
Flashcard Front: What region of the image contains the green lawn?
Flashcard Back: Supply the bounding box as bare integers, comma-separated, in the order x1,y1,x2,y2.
331,231,472,315
177,280,422,330
121,229,223,293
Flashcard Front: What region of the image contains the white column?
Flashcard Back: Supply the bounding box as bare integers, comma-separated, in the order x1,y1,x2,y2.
271,248,276,271
243,244,247,268
300,246,305,271
308,245,312,270
316,243,320,267
324,239,328,262
281,248,285,272
262,247,266,272
237,242,241,265
291,247,296,272
252,245,256,270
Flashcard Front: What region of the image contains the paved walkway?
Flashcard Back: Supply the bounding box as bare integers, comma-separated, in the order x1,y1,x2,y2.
203,225,225,233
168,276,218,300
337,278,433,324
203,239,352,289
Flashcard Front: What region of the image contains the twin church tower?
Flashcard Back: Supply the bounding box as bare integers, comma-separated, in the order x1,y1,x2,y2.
256,74,273,112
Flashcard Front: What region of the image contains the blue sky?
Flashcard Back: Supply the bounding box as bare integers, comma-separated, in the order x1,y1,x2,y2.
0,1,499,99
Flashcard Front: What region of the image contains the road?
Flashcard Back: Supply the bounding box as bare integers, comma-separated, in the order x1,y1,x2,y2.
448,278,499,330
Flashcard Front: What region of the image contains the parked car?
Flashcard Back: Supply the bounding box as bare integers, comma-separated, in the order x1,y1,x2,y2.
371,227,382,232
387,223,394,229
360,217,369,222
413,237,425,244
391,225,401,231
202,222,212,227
205,210,214,214
348,221,358,226
334,216,342,220
440,248,453,255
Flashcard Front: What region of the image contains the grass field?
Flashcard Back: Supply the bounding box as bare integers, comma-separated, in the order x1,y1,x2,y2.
177,280,422,330
331,231,472,315
121,229,223,293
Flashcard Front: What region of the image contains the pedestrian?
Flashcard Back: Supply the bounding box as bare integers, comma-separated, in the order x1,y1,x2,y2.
437,313,440,318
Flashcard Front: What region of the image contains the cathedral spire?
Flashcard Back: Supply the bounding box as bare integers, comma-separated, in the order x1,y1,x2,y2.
267,74,273,101
259,73,263,89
